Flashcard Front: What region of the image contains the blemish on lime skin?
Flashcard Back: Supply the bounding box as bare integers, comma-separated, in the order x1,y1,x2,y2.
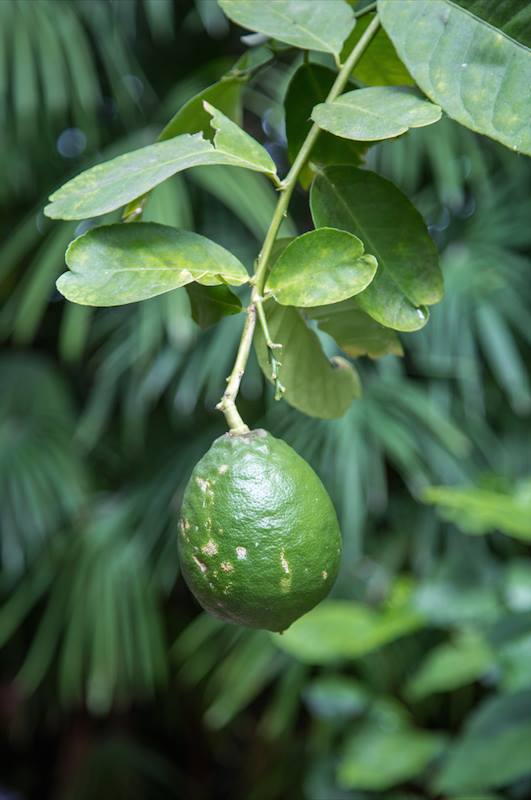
178,429,341,631
193,556,207,574
202,539,218,556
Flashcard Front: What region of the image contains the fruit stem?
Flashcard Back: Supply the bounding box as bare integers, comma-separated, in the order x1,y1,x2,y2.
217,15,380,433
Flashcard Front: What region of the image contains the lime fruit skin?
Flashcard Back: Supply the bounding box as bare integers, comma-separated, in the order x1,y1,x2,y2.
178,429,341,632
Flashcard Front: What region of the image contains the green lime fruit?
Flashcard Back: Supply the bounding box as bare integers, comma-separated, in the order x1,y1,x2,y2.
178,429,341,632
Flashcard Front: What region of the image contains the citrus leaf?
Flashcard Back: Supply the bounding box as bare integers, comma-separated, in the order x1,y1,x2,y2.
378,0,531,155
122,78,244,221
434,692,531,793
269,237,295,266
231,44,275,76
203,101,276,175
56,222,249,307
341,12,414,86
303,675,370,720
254,304,361,419
272,597,423,663
285,63,368,187
217,0,355,57
423,484,531,541
310,166,442,331
266,228,377,307
453,0,531,46
338,723,445,791
159,77,243,141
307,298,403,358
45,105,277,220
406,631,493,701
312,87,442,141
185,283,243,330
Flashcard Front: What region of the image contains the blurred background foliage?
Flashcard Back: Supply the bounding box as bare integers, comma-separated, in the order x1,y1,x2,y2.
1,1,530,798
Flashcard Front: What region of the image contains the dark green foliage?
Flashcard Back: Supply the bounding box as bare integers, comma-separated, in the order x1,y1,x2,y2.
0,1,530,798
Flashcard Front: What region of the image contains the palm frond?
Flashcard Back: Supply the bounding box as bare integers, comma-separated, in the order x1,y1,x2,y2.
173,614,289,731
0,354,87,577
0,0,164,201
16,499,168,711
409,171,531,415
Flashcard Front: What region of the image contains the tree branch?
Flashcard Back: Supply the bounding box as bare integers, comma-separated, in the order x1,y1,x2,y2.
217,14,381,433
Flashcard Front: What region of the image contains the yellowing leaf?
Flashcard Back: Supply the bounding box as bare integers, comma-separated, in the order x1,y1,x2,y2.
45,105,277,220
312,87,441,141
57,222,249,307
379,0,531,155
266,228,377,307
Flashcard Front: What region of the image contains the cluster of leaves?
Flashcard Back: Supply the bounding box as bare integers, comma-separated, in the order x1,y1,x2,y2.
1,1,531,798
41,1,449,416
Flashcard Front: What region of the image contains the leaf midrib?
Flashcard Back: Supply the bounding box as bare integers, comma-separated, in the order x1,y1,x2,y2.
446,0,531,53
271,255,372,293
55,146,270,198
50,134,274,212
69,266,241,277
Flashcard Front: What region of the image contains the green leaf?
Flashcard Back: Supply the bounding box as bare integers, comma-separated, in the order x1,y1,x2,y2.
45,105,277,220
269,237,295,265
285,63,369,187
231,44,275,76
185,283,243,330
218,0,355,57
338,723,445,791
303,675,370,720
498,635,531,693
312,86,442,141
272,596,423,664
311,166,442,331
123,78,244,222
406,631,493,700
266,228,377,307
204,101,276,175
57,222,249,307
341,12,414,86
423,484,531,541
378,0,531,155
452,1,531,47
202,632,281,730
307,298,403,358
505,560,531,613
159,77,243,141
254,304,361,419
435,692,531,793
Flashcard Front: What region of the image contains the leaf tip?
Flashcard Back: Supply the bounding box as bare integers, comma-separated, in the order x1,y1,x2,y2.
43,202,60,220
56,273,69,299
